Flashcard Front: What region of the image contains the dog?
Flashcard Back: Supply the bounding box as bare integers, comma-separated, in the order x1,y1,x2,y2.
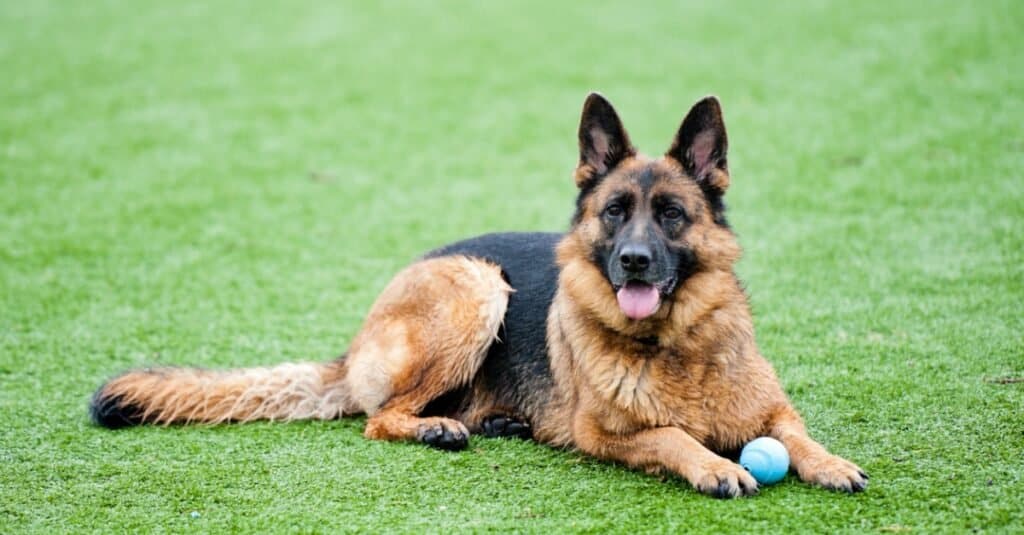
91,93,868,498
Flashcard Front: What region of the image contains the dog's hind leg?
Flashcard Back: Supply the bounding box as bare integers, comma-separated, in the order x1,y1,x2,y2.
343,256,512,451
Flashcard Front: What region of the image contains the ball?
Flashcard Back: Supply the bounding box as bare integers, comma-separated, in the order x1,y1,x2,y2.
739,437,790,485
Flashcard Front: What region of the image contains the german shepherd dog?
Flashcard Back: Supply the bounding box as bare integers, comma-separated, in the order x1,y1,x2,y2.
91,94,868,497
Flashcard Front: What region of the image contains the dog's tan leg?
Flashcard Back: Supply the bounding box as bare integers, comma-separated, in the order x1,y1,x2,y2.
364,398,473,451
344,256,512,450
767,405,868,492
573,414,759,498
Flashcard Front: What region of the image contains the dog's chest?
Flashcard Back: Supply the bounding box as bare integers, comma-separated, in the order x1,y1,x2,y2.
582,348,715,438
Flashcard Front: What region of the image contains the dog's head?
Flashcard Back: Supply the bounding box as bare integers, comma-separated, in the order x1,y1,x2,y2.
561,93,741,323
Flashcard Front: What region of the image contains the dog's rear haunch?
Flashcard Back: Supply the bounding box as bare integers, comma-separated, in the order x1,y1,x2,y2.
92,94,867,498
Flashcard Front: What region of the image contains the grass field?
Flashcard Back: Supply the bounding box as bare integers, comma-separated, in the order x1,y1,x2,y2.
2,1,1022,532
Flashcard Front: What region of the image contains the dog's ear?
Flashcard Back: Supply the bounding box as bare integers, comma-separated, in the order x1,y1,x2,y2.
575,93,635,189
666,96,729,194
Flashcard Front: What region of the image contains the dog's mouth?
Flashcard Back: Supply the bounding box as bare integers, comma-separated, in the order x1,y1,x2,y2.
614,278,676,320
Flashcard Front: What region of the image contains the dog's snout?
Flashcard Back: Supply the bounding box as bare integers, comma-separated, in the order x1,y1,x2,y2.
619,244,652,273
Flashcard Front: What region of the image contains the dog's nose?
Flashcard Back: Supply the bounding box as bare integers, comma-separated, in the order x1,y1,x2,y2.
619,244,652,273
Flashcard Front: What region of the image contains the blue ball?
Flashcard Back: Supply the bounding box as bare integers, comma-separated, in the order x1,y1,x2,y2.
740,437,790,485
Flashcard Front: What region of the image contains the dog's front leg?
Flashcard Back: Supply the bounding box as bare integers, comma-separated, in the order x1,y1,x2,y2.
572,414,758,498
768,405,868,492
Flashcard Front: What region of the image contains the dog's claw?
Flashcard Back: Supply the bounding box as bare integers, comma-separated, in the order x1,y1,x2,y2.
713,480,733,499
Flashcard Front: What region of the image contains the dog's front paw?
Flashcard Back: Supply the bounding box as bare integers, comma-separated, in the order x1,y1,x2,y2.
690,458,759,499
798,454,868,493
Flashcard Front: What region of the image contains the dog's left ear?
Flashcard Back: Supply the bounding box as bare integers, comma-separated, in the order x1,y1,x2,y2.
666,96,729,194
575,92,636,189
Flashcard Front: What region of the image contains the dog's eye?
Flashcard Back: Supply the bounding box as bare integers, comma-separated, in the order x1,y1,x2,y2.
662,206,684,221
604,203,625,218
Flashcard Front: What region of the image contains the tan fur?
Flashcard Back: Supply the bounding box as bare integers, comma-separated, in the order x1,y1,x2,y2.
96,361,352,424
344,256,511,443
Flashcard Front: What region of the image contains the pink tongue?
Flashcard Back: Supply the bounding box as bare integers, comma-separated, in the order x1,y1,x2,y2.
616,281,660,320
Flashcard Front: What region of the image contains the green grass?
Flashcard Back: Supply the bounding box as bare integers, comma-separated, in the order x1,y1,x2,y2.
2,1,1022,532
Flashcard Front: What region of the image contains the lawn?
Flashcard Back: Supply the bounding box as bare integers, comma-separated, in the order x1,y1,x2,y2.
1,1,1022,532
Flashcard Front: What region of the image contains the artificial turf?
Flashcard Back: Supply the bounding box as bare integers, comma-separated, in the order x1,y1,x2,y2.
1,1,1022,532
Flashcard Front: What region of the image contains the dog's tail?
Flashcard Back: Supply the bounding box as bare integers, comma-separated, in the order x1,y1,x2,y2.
90,359,356,428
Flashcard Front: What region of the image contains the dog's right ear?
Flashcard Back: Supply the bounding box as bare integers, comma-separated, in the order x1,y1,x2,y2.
666,96,729,194
575,93,635,189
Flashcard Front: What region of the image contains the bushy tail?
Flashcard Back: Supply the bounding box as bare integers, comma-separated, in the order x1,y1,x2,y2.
90,360,356,428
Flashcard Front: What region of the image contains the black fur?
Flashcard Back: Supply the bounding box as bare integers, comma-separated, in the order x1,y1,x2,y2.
635,165,657,191
671,242,700,284
702,188,729,227
90,390,144,429
572,182,598,225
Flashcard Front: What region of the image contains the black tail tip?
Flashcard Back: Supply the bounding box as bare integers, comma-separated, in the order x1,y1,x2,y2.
90,388,145,429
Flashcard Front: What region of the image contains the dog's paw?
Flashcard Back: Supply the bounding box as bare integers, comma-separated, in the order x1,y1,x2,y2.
798,454,868,493
415,418,469,451
480,415,532,439
691,458,759,499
